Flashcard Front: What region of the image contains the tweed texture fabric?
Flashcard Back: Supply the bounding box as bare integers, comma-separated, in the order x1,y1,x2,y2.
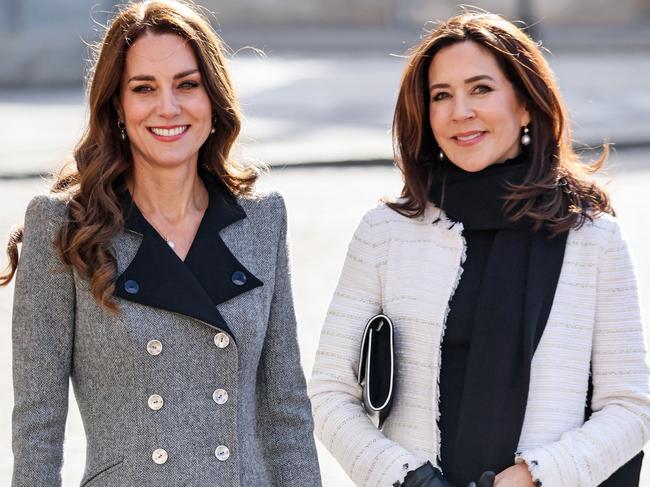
308,202,650,487
12,192,321,487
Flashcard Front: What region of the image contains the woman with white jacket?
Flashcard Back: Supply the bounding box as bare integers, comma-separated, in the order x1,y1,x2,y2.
308,11,650,487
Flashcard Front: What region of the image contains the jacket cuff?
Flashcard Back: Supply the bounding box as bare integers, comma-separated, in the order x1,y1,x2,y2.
387,457,428,487
515,449,552,487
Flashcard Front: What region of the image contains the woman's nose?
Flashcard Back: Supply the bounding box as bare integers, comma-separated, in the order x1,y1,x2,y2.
451,95,475,121
157,88,181,118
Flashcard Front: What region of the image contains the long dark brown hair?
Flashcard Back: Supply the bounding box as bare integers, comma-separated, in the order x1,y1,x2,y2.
1,0,259,311
389,11,613,233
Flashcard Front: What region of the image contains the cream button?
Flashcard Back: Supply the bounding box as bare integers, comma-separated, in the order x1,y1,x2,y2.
215,445,230,461
152,448,168,464
148,394,164,411
146,339,163,356
214,332,230,349
213,389,229,405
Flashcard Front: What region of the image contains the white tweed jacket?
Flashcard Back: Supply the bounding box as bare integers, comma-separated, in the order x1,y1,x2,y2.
308,202,650,487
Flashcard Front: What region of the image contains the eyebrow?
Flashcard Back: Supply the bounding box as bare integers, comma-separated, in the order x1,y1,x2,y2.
127,69,200,83
429,74,495,91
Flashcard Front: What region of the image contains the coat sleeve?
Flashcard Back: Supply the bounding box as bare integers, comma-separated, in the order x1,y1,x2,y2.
11,195,75,487
255,194,322,486
308,210,427,487
516,220,650,486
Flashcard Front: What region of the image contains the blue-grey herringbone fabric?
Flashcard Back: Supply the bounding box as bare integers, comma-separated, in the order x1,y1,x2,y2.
12,192,321,487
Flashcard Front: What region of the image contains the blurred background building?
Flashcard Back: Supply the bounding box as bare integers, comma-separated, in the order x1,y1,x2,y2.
1,0,649,85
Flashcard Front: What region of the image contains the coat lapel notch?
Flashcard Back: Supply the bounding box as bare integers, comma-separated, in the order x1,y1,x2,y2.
112,179,263,341
184,179,264,306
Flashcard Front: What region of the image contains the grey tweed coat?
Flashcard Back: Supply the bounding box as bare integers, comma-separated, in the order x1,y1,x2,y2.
11,181,321,486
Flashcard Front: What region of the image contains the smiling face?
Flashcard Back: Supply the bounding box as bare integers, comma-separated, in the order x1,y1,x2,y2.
117,32,212,171
428,41,530,172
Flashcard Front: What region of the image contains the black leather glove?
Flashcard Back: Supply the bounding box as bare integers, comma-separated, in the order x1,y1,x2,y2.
401,462,458,487
402,463,495,487
467,471,496,487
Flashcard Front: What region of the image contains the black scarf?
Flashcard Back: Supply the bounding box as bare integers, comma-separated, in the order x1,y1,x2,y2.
429,154,568,483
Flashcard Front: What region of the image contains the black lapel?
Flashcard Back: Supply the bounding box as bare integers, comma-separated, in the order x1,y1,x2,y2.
113,177,263,341
183,179,263,306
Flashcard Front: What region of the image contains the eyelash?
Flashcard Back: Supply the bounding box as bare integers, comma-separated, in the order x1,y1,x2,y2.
131,80,200,93
431,84,494,102
133,85,153,93
179,80,199,89
474,84,492,94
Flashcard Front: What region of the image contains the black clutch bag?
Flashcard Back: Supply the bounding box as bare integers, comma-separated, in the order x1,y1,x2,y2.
357,313,395,429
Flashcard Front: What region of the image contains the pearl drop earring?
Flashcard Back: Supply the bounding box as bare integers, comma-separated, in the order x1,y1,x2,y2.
521,126,531,146
438,149,445,161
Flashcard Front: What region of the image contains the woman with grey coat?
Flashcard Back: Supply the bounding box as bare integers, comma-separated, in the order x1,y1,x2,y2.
1,1,320,486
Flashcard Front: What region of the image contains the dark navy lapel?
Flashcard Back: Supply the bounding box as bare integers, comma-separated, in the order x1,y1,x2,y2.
183,179,263,306
113,176,263,341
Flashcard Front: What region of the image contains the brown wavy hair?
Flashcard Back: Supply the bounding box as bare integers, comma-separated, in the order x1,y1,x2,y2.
1,0,259,311
388,11,613,233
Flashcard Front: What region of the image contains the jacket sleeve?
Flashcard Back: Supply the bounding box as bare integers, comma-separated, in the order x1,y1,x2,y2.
516,220,650,486
308,210,427,487
255,194,322,486
11,195,75,487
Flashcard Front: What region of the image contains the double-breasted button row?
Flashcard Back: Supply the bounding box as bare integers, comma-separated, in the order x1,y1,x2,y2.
143,328,233,466
211,326,230,462
151,445,230,464
146,340,164,411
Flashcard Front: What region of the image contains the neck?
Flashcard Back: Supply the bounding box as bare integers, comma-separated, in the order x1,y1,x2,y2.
129,162,208,224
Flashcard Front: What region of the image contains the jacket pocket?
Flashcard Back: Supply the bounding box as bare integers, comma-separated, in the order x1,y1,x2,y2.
80,458,124,486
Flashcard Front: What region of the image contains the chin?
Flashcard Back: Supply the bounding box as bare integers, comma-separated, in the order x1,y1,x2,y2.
447,156,493,173
150,151,198,167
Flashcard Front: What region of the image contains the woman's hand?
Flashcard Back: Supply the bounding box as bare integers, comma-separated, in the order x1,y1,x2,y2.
494,463,535,487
